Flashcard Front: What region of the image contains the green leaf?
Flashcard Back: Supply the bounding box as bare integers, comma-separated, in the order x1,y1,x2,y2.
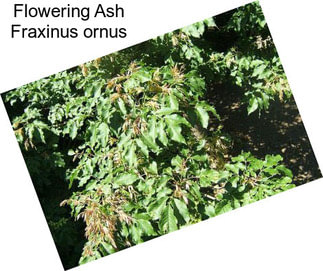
157,187,173,198
68,149,75,156
203,17,216,27
129,224,142,243
169,94,179,110
276,165,293,178
69,121,78,139
92,81,103,98
204,205,216,217
165,118,186,144
156,107,176,116
252,64,266,78
148,197,168,220
135,138,149,157
148,116,157,141
101,242,116,254
78,176,91,187
98,122,109,147
117,98,127,115
261,92,270,109
140,132,160,152
118,131,132,149
166,114,191,127
265,154,283,166
247,96,258,115
159,205,178,233
195,104,209,128
171,156,182,168
157,120,168,146
156,175,171,192
137,219,155,236
132,213,150,220
215,201,233,215
114,173,138,186
125,143,137,167
88,123,98,147
225,163,241,175
148,161,158,175
173,199,190,223
263,167,278,175
36,127,46,143
199,169,219,187
190,182,202,200
182,23,205,38
133,70,151,83
191,154,208,162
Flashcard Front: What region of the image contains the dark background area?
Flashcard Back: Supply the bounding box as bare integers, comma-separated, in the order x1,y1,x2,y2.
207,84,321,185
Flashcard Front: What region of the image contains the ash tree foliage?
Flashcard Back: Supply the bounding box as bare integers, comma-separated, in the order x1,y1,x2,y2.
3,2,294,267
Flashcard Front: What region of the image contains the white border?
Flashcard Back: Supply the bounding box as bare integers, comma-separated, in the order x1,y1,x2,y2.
1,0,322,270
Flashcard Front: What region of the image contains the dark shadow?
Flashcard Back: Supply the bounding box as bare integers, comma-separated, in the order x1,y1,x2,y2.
207,84,322,184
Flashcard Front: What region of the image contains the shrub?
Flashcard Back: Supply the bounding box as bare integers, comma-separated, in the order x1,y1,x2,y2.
2,1,294,267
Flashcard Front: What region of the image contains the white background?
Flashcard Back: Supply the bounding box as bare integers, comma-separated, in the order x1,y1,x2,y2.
0,0,322,270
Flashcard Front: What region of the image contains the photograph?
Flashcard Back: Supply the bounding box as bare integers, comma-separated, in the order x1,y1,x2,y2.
1,1,321,269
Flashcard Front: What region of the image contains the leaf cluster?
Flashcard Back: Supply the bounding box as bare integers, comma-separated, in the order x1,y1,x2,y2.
2,1,295,266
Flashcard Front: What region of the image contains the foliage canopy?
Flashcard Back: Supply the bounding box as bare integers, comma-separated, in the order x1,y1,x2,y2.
3,2,294,268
